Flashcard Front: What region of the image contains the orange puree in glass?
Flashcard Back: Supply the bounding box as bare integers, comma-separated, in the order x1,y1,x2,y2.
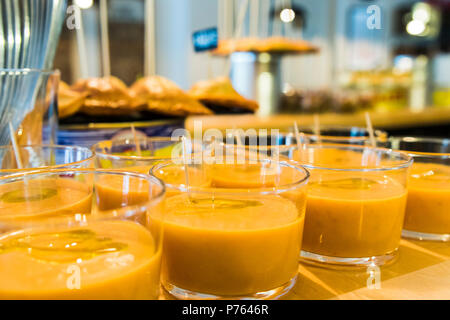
404,163,450,235
0,178,92,222
95,175,151,211
0,220,161,299
208,163,307,216
153,165,211,197
303,175,407,258
210,163,279,188
154,194,303,296
293,148,383,169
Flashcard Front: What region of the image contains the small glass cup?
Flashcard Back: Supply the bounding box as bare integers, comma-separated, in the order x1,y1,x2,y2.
151,157,309,300
0,169,165,300
386,137,450,241
292,144,412,267
93,137,204,173
0,145,94,176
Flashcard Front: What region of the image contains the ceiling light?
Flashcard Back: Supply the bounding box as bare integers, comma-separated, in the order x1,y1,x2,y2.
406,20,426,36
74,0,94,10
280,8,295,23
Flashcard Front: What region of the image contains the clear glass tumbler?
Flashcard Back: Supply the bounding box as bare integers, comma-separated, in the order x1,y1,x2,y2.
288,126,388,146
151,157,309,300
387,137,450,241
293,144,412,267
93,136,204,173
0,169,165,299
220,126,388,157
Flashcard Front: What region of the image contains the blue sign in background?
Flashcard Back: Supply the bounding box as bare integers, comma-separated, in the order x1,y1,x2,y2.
192,27,219,52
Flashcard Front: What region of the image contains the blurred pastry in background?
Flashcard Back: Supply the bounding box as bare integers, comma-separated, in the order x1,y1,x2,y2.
212,37,319,56
259,37,319,53
130,76,213,116
280,88,373,114
58,81,86,118
71,76,136,116
59,75,258,122
189,77,259,114
344,70,411,111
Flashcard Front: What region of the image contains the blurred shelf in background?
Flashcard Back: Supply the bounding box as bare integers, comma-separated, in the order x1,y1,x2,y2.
186,107,450,137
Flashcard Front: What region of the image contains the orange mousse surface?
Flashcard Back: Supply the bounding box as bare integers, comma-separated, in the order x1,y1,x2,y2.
293,148,387,169
0,178,92,222
208,162,308,214
152,165,211,197
95,174,152,211
0,220,161,299
153,193,303,296
210,163,280,188
404,162,450,235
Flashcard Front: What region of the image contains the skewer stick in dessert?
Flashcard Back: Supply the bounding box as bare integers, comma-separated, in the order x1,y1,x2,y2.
8,122,23,169
294,121,304,152
181,136,190,192
365,111,376,148
130,124,142,157
269,131,281,187
363,111,379,166
313,114,321,144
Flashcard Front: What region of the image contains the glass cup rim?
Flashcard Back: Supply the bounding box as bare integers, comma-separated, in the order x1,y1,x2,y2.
0,68,60,76
0,168,166,226
388,136,450,158
294,143,413,172
0,144,95,172
285,127,388,142
151,158,310,196
92,136,202,162
221,130,388,154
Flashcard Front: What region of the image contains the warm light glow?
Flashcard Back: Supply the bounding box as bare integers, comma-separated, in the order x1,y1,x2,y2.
259,53,271,64
406,20,426,35
412,3,432,22
413,8,430,22
280,8,295,23
74,0,93,9
394,55,414,73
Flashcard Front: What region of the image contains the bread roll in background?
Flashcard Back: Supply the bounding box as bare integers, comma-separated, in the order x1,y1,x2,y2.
58,81,86,119
130,76,213,117
189,77,259,114
71,76,137,116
